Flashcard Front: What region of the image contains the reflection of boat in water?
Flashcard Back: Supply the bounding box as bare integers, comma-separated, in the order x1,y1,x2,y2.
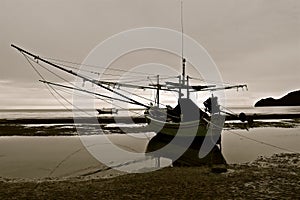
11,44,248,168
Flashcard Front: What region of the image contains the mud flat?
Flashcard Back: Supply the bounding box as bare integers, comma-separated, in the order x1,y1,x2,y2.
0,117,299,136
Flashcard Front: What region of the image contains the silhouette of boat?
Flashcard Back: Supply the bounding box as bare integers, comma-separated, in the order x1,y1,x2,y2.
10,43,250,169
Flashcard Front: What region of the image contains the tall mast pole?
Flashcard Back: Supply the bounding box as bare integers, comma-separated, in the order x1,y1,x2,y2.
156,75,159,107
178,76,182,100
187,75,190,99
181,1,185,86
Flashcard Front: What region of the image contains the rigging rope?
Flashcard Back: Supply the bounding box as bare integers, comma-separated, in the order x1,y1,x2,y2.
22,53,96,117
44,59,179,85
205,118,299,154
24,54,148,117
51,60,156,80
226,129,298,153
115,76,178,84
22,53,71,111
117,87,166,107
43,56,163,76
22,51,183,118
189,76,233,86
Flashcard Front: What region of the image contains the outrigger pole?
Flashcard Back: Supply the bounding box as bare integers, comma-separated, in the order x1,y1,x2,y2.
11,44,150,109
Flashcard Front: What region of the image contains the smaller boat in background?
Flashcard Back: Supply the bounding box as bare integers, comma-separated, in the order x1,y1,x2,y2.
96,108,118,115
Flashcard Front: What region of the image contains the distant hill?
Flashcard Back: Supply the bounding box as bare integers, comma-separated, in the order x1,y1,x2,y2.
255,90,300,107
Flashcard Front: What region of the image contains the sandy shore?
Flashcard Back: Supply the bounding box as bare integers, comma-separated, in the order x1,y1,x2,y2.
0,153,299,199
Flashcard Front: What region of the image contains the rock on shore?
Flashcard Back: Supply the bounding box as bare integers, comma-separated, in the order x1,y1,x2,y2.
255,90,300,107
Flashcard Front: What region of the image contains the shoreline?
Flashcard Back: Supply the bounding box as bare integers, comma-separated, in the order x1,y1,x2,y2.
1,112,299,123
0,116,299,137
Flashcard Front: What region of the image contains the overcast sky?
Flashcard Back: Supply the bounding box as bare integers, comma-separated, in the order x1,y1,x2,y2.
0,0,299,109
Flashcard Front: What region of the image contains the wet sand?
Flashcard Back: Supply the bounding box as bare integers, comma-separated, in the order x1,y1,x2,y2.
0,153,299,199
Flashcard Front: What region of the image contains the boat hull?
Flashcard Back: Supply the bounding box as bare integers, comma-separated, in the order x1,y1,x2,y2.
145,115,226,166
145,115,223,137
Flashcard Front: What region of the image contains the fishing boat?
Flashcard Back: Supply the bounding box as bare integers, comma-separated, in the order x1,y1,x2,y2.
11,43,249,169
142,58,248,167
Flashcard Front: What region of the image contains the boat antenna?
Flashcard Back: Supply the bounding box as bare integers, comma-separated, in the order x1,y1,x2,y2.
181,0,186,85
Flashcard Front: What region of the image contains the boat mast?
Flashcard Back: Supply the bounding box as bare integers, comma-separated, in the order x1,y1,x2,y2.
187,75,190,99
181,0,185,86
156,75,160,107
180,1,189,99
178,75,182,100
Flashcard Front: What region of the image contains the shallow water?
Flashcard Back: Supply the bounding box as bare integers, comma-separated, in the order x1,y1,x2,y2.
0,127,299,179
0,134,155,179
0,107,299,179
222,127,300,164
